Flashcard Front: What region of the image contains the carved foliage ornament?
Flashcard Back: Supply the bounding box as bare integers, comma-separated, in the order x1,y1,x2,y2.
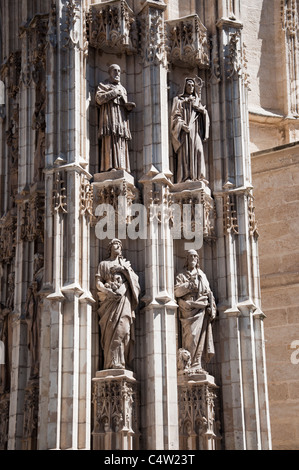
139,5,167,66
80,176,94,218
166,15,209,68
21,193,45,243
52,172,67,214
88,0,136,54
223,194,238,235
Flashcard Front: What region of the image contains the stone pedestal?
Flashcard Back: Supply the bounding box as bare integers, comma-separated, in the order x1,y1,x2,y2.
170,180,216,241
177,371,221,451
92,369,140,451
92,170,139,233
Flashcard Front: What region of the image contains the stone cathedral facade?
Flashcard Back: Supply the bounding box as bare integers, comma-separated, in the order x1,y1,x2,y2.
0,0,297,451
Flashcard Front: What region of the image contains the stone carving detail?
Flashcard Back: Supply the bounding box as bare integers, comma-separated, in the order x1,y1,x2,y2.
20,15,48,87
63,0,80,49
209,35,221,84
174,250,217,373
227,31,242,80
48,1,57,48
0,211,17,264
88,0,137,54
171,77,210,183
22,380,39,450
281,0,299,115
248,194,259,239
178,383,221,450
139,4,167,66
0,52,21,99
6,103,19,172
92,373,139,450
0,395,10,450
223,194,239,235
96,64,135,173
166,15,209,68
80,176,94,218
52,172,67,214
96,239,140,370
170,189,216,240
21,193,45,243
24,254,44,380
32,87,46,183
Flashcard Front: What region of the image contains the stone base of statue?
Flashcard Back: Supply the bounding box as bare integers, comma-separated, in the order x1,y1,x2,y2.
177,369,222,450
91,369,140,450
170,179,216,240
92,170,139,227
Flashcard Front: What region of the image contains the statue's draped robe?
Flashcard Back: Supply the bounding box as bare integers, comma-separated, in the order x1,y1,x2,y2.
96,257,140,369
171,91,209,183
174,268,216,368
96,80,132,172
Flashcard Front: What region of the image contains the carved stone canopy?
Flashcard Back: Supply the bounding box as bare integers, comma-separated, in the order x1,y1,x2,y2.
166,14,210,68
88,0,137,54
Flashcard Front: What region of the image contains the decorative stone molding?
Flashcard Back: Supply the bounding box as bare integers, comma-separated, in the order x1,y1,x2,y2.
63,0,80,49
52,171,67,214
22,380,39,450
80,175,94,219
281,0,299,116
227,31,242,80
92,370,140,450
19,14,48,87
166,14,209,69
88,0,137,55
223,193,239,235
92,170,139,227
138,1,167,66
178,374,221,450
0,394,10,450
170,181,216,241
21,191,45,243
0,210,17,264
209,35,221,83
0,51,21,99
248,194,259,239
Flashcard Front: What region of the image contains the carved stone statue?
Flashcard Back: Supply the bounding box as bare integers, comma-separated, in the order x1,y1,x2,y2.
96,64,136,173
171,77,210,183
96,239,140,370
174,250,216,373
25,253,44,380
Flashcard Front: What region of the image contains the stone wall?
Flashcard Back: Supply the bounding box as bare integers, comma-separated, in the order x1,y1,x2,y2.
252,142,299,450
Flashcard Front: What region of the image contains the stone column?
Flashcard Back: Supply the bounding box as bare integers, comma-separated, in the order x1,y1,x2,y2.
212,11,272,450
38,1,94,450
138,1,179,451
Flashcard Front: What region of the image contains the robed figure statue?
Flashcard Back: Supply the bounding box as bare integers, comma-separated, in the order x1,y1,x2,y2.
96,64,135,173
171,77,210,183
96,239,140,370
174,250,216,373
